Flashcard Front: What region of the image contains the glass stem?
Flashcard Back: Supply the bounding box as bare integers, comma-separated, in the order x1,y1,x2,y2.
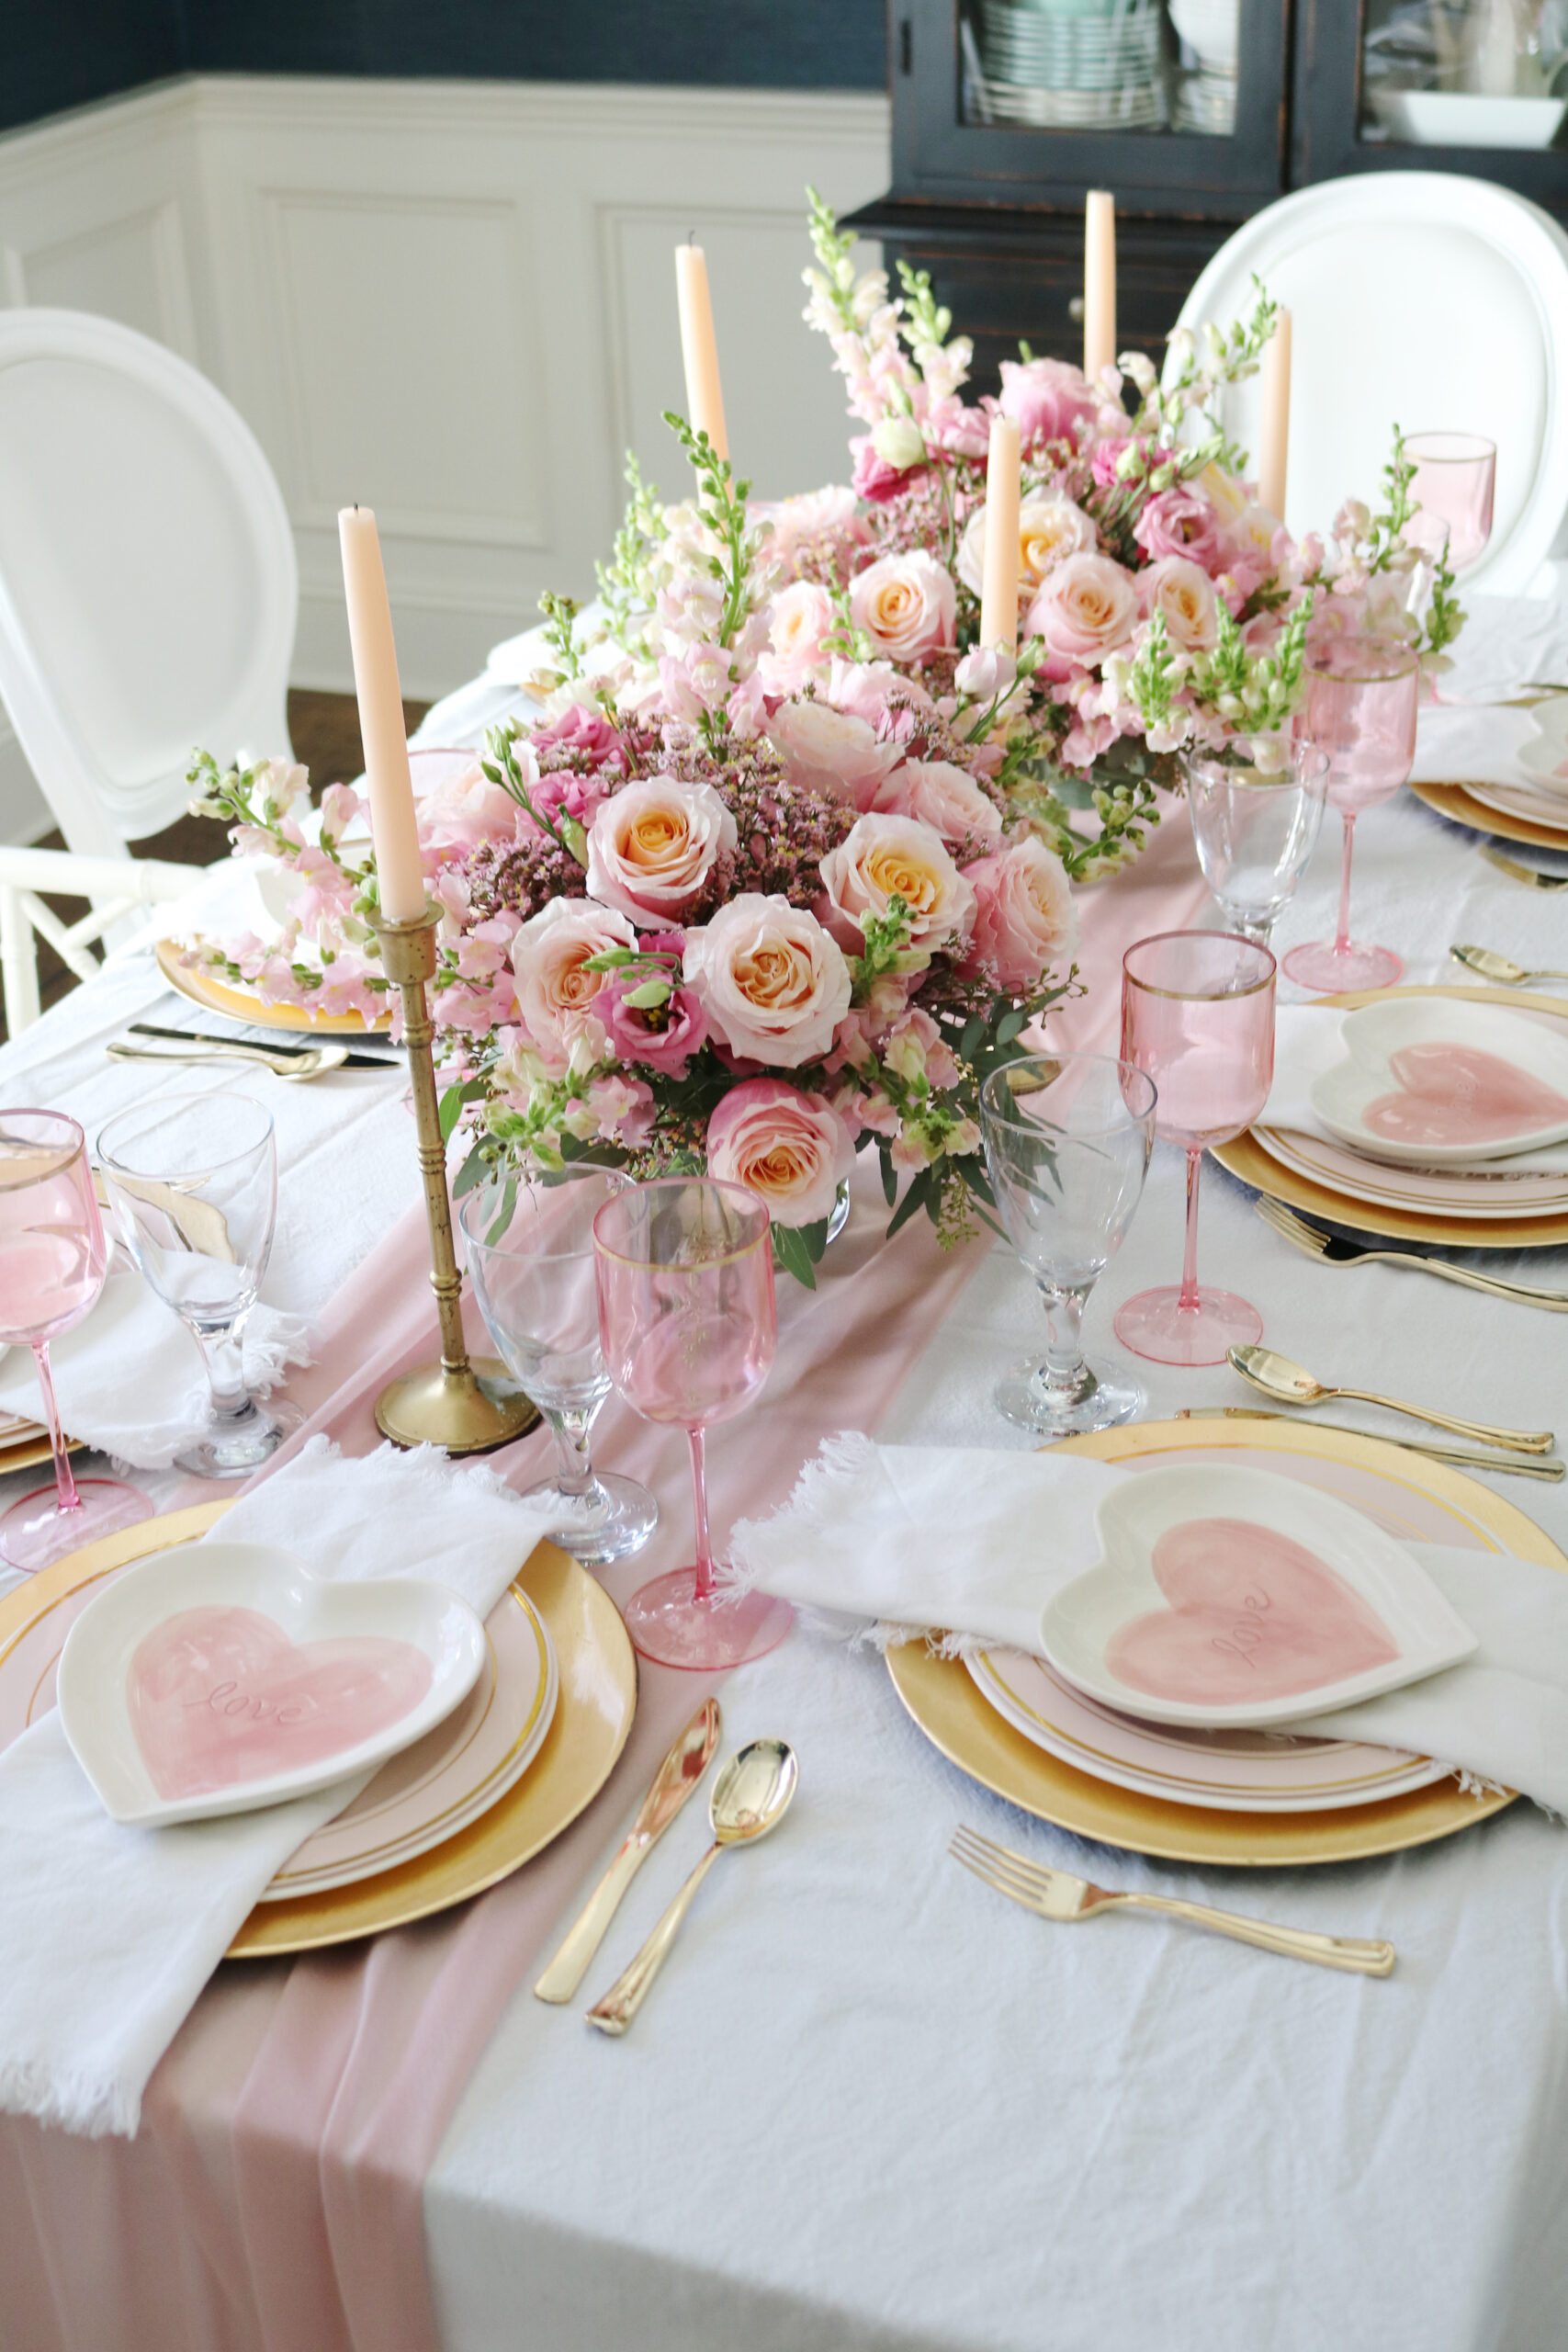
1179,1148,1204,1314
32,1340,81,1516
547,1407,598,1498
687,1425,715,1604
1034,1282,1090,1399
191,1318,254,1424
1334,812,1357,953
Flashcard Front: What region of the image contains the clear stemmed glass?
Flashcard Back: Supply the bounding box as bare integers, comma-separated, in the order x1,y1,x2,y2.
1281,636,1420,994
0,1110,153,1573
1113,932,1277,1369
1404,433,1495,574
1185,745,1328,945
592,1177,793,1671
979,1052,1157,1435
459,1170,658,1568
96,1090,299,1478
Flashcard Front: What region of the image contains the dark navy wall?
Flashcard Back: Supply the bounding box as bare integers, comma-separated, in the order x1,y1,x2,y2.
2,2,887,137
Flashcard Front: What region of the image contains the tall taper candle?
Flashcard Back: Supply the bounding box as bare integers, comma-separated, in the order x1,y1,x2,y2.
338,506,424,922
978,413,1022,652
1258,308,1292,523
675,243,729,464
1083,191,1117,386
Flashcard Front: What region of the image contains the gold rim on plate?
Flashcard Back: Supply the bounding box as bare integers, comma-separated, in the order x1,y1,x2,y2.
887,1418,1565,1867
1409,777,1568,853
154,939,395,1036
1213,984,1568,1250
0,1500,637,1955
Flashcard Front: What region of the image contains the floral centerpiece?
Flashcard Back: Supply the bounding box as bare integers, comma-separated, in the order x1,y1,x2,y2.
186,197,1462,1279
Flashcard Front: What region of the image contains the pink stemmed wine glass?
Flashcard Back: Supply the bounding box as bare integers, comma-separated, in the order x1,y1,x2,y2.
1281,636,1419,995
1404,433,1495,574
592,1177,793,1671
0,1110,152,1573
1113,933,1277,1369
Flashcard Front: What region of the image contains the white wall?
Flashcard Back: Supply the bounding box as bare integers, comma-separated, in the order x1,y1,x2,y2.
0,74,890,841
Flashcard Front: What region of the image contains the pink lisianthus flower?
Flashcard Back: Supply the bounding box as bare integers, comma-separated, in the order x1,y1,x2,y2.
705,1078,856,1228
963,836,1078,991
922,395,992,459
588,1073,656,1149
419,756,535,854
872,758,1004,849
997,356,1099,450
1133,486,1224,573
599,970,708,1078
766,696,903,810
851,433,923,504
753,484,869,579
826,656,939,739
529,703,624,768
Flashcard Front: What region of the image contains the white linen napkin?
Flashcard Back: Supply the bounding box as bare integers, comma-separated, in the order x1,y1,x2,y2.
0,1436,569,2139
0,1259,311,1470
1412,593,1568,792
1260,1004,1568,1176
728,1435,1568,1818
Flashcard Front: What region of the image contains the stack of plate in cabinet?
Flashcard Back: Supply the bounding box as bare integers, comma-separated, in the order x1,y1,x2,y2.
973,0,1168,130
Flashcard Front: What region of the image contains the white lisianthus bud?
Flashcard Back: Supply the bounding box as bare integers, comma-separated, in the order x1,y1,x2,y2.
871,414,928,471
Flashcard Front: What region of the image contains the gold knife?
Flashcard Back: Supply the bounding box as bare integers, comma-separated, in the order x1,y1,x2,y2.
534,1696,721,2004
1178,1408,1564,1481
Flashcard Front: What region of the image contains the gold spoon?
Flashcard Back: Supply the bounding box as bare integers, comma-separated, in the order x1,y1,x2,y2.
586,1738,797,2035
1228,1344,1555,1454
1450,945,1568,986
1480,848,1568,892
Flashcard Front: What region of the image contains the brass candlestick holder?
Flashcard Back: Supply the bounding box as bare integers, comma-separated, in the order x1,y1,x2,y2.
369,906,538,1454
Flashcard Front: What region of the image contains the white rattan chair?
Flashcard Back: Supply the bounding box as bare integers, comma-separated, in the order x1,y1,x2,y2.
0,310,297,1032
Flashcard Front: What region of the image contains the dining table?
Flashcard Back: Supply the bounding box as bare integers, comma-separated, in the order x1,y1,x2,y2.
2,610,1567,2352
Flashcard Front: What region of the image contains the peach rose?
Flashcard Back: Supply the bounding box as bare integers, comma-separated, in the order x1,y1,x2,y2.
847,551,956,662
872,759,1003,848
1140,555,1220,652
584,775,738,929
957,495,1098,597
757,580,836,694
766,696,903,810
682,894,852,1068
706,1078,855,1228
818,812,976,954
963,837,1078,994
510,899,636,1063
1024,552,1139,681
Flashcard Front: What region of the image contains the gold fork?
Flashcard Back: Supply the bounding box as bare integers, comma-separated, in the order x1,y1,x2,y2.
1254,1195,1568,1313
950,1826,1395,1976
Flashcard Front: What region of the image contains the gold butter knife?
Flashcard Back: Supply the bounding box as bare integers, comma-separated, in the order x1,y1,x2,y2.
534,1696,720,2004
1178,1408,1565,1481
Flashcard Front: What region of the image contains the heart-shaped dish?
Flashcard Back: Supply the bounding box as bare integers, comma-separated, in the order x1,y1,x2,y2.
1039,1464,1476,1730
57,1540,487,1827
1310,998,1568,1167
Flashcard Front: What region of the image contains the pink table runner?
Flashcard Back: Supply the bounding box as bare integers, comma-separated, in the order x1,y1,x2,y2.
0,812,1211,2352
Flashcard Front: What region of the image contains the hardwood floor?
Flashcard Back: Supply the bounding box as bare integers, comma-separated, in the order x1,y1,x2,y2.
2,691,429,1046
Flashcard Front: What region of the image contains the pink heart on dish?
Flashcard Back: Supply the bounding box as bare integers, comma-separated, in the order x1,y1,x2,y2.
1105,1517,1400,1709
129,1604,434,1802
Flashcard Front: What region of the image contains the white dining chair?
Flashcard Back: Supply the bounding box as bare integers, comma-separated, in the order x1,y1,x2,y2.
0,309,298,1033
1174,174,1568,600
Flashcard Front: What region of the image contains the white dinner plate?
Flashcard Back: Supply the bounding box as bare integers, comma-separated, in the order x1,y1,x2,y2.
1038,1464,1476,1730
1465,768,1568,823
1252,1125,1568,1217
58,1540,487,1826
1311,998,1568,1167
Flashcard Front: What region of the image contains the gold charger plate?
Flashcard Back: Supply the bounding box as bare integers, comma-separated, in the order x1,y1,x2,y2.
1213,984,1568,1250
0,1500,637,1955
1410,776,1568,853
155,938,394,1035
887,1418,1565,1868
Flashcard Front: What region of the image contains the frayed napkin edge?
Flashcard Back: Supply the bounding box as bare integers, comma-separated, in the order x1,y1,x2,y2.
0,2058,141,2141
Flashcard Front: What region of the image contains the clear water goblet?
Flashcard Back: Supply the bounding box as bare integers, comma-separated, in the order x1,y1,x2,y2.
1404,432,1495,574
96,1090,299,1478
0,1109,152,1572
592,1177,792,1671
459,1170,658,1569
1113,931,1277,1369
1281,635,1420,994
1185,744,1328,945
979,1052,1157,1436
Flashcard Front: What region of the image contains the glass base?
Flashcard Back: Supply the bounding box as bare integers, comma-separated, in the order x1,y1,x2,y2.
1113,1285,1265,1369
0,1476,153,1575
621,1568,793,1671
1281,937,1403,991
175,1398,302,1480
995,1357,1145,1437
525,1469,658,1569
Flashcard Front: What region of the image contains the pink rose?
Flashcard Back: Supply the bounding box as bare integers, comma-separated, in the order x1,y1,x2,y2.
584,775,737,929
599,969,709,1078
529,703,623,768
683,894,852,1068
509,899,635,1063
997,356,1100,449
1025,552,1139,680
1133,486,1223,572
872,758,1003,848
757,580,836,694
826,657,939,737
706,1077,855,1228
847,551,956,662
418,756,532,854
819,812,976,954
766,696,903,810
962,838,1078,994
851,434,921,504
1139,555,1220,652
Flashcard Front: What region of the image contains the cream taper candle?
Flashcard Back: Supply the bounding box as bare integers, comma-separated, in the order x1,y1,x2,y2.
1258,308,1292,523
675,242,728,464
978,413,1022,652
1083,191,1117,386
338,505,424,923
